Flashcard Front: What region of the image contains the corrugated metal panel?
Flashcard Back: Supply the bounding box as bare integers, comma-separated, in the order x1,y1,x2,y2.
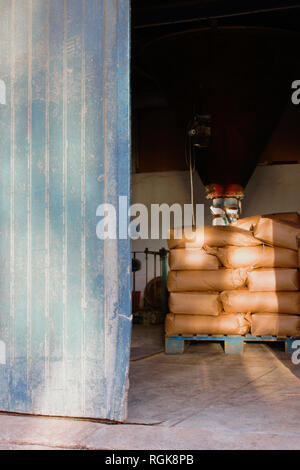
0,0,131,421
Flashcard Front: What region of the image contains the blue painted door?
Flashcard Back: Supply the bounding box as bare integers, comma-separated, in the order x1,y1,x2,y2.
0,0,131,421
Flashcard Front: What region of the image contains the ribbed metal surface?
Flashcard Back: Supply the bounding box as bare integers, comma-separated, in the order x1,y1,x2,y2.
0,0,131,421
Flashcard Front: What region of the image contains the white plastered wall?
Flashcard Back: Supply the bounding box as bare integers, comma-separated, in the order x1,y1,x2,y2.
131,164,300,303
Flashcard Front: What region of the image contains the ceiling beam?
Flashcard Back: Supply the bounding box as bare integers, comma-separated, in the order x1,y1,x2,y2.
133,0,300,29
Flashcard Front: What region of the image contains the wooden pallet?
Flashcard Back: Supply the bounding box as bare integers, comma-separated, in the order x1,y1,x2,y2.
165,334,300,355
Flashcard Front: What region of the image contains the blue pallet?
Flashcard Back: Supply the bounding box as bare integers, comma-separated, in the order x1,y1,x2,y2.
165,334,300,355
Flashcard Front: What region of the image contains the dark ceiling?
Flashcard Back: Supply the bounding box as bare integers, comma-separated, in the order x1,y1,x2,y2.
131,0,300,177
132,0,300,37
132,0,300,105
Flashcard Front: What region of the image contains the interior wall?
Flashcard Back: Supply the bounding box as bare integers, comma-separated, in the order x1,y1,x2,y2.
131,171,210,301
131,164,300,303
243,163,300,216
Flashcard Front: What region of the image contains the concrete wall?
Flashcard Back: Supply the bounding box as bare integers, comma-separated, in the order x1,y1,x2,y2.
243,164,300,216
131,164,300,303
131,171,210,302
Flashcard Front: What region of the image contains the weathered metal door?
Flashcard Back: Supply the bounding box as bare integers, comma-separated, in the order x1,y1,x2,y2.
0,0,131,421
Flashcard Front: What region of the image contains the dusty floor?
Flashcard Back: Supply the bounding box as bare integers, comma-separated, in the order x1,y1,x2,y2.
1,324,300,450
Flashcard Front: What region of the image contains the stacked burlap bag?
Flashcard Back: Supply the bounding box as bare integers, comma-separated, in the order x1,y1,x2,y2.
166,226,257,336
166,212,300,338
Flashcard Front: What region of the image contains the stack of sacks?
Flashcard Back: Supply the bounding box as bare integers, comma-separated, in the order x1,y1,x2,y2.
222,212,300,336
232,211,300,231
166,226,260,336
232,212,300,337
166,212,300,338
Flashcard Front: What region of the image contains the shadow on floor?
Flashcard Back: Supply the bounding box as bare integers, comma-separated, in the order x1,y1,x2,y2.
130,324,164,361
266,340,300,380
128,327,300,438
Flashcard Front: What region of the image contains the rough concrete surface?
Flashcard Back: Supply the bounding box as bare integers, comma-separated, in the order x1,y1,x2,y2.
1,326,300,450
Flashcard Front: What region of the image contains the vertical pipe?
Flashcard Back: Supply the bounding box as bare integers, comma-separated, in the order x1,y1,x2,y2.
160,248,168,315
154,253,157,299
145,248,148,286
133,252,136,292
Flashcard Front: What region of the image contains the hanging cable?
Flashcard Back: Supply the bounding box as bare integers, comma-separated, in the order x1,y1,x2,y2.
189,143,196,227
185,120,196,226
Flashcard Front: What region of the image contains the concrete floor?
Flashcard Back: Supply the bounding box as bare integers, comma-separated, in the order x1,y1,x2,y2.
1,324,300,450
